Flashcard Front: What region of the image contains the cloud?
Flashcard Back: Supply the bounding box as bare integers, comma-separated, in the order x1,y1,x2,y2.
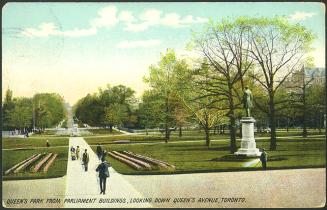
116,39,161,48
21,6,209,37
123,9,208,32
118,10,135,23
289,11,316,21
90,6,118,28
21,22,97,37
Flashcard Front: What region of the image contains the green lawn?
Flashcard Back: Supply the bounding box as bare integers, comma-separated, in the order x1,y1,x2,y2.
88,135,325,175
2,147,68,180
2,137,69,149
86,128,122,135
2,136,69,180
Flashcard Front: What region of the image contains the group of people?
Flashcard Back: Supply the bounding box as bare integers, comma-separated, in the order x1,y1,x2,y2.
70,146,90,171
69,143,111,194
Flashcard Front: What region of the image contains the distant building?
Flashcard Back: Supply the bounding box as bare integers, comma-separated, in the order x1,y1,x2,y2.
283,67,325,90
304,67,325,85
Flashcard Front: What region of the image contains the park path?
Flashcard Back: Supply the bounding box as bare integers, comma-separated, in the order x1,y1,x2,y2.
64,137,152,208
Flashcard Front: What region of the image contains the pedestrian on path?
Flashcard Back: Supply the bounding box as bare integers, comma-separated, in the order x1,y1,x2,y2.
96,157,111,195
82,149,90,171
70,146,76,160
76,146,80,160
96,144,102,160
260,148,268,170
46,140,50,148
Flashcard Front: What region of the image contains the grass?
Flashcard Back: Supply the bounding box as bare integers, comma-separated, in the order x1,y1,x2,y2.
2,147,68,180
87,135,325,175
2,137,69,149
86,129,122,135
2,136,69,180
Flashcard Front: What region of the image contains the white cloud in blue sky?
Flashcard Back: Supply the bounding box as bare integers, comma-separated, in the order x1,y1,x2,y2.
289,11,316,21
20,5,209,38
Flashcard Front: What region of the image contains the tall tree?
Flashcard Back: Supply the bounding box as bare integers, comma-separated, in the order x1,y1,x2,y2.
190,17,254,153
246,17,315,150
144,49,191,142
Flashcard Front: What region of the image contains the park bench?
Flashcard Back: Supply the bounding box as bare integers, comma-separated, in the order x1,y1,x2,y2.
122,151,169,168
108,152,143,170
4,154,38,175
126,151,175,169
33,153,53,172
43,154,58,172
14,154,42,173
112,151,152,170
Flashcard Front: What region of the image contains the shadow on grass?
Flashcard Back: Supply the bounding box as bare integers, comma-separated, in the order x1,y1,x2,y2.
212,154,258,162
172,146,231,152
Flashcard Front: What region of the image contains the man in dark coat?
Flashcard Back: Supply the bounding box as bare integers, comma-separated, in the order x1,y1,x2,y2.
260,148,268,170
82,149,89,171
96,157,111,194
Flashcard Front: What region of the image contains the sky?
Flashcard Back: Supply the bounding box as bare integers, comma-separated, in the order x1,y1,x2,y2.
2,2,325,105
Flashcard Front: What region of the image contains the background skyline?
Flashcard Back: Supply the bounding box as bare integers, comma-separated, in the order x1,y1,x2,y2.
2,2,325,105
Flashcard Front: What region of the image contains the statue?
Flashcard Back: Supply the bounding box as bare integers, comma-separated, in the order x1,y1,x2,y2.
243,86,253,117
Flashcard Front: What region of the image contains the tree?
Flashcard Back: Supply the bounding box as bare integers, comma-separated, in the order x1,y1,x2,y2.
8,97,33,131
144,49,191,142
33,93,66,129
190,18,255,153
2,89,15,130
74,84,137,129
307,84,326,134
104,103,128,132
246,17,315,150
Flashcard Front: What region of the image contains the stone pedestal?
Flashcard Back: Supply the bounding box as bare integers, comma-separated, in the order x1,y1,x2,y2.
234,117,261,157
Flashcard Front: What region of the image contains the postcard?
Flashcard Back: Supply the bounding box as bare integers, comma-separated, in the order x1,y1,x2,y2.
2,1,326,208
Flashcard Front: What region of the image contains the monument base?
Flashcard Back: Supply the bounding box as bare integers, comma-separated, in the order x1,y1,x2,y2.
234,117,262,157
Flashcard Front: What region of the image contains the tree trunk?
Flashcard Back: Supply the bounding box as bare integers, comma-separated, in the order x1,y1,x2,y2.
229,116,237,153
109,125,113,133
179,125,182,137
228,84,237,153
205,127,210,147
269,94,277,151
165,94,169,143
165,123,169,143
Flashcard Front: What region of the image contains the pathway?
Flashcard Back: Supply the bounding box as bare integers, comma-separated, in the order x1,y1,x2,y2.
64,137,152,208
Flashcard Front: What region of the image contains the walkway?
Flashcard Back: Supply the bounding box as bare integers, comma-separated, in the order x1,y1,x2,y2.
64,137,152,208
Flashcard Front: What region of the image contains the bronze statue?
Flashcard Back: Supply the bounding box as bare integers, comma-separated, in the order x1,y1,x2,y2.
243,86,253,117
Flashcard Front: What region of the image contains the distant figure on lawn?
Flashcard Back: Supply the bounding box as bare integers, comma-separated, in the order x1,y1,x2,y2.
46,140,50,148
260,148,268,170
82,149,90,171
96,144,103,160
243,86,253,117
96,157,111,195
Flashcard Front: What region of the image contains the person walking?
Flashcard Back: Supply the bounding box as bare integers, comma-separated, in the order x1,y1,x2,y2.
76,146,80,160
96,157,111,195
46,140,50,148
260,148,268,170
82,149,89,171
96,144,102,160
